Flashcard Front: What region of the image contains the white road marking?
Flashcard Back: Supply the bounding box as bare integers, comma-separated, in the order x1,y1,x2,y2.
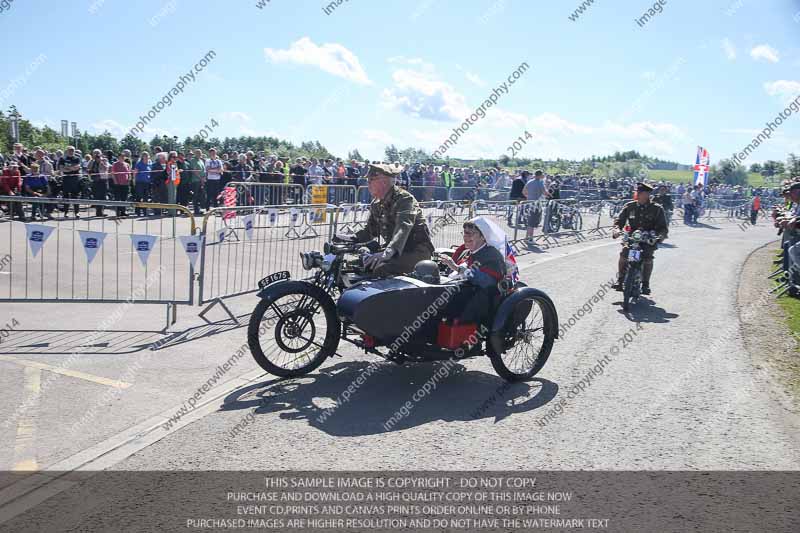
0,355,131,389
0,367,267,525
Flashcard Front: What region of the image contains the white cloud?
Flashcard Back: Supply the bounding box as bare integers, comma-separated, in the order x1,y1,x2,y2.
91,119,126,137
763,80,800,101
601,120,687,142
530,112,593,135
265,37,371,85
362,129,394,144
221,111,252,123
641,71,657,81
720,127,762,135
750,44,779,63
382,68,468,121
388,56,435,73
722,38,736,60
464,71,486,87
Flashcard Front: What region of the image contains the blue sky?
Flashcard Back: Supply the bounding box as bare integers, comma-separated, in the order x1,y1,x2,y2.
1,0,799,165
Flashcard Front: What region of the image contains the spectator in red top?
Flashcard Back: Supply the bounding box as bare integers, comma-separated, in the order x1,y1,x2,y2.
110,153,132,216
1,163,25,220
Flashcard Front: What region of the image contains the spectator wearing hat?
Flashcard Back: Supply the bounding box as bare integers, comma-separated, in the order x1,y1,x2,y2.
611,182,668,295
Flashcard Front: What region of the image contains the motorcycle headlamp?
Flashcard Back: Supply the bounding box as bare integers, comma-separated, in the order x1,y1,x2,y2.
632,230,642,241
321,253,337,272
300,251,324,271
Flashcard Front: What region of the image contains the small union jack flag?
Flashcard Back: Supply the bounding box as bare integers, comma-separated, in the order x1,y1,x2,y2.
505,240,519,284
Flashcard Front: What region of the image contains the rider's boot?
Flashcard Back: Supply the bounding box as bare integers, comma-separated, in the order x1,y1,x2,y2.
611,257,627,291
641,259,653,295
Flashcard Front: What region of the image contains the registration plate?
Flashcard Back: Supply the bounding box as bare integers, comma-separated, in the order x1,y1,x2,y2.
628,249,642,262
258,271,290,289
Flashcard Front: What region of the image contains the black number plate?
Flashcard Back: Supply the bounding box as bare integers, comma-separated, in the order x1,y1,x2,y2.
258,271,290,289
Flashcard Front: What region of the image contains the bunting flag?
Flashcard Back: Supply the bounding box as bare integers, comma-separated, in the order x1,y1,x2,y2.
25,223,55,257
243,213,255,239
130,234,158,265
290,208,300,226
179,235,203,268
693,146,710,187
267,208,278,226
78,230,107,264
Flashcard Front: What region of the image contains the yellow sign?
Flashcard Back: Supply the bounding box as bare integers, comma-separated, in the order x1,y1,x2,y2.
310,185,327,222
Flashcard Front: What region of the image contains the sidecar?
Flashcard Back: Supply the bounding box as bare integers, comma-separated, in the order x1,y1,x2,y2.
336,275,559,381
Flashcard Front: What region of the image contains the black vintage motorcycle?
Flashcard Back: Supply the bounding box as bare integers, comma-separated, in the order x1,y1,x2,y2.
247,240,558,382
620,227,659,311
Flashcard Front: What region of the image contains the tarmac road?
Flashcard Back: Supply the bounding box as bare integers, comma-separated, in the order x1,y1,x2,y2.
0,220,798,528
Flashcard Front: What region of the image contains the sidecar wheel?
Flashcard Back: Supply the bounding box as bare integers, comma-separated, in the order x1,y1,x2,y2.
248,281,340,378
488,292,556,382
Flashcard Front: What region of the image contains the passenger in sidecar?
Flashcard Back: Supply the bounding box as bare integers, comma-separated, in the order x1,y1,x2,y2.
436,216,509,326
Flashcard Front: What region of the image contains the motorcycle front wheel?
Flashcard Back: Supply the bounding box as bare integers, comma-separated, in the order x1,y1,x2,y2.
622,263,641,311
247,281,341,377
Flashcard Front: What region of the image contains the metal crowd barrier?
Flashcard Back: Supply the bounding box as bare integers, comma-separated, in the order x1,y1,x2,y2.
196,204,337,317
0,196,197,327
227,181,304,206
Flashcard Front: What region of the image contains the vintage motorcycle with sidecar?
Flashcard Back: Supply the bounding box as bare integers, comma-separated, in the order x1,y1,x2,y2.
247,238,558,382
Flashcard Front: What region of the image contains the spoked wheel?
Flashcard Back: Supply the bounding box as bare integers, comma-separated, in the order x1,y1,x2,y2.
489,294,557,381
571,211,583,231
622,264,641,312
547,207,561,233
247,281,340,377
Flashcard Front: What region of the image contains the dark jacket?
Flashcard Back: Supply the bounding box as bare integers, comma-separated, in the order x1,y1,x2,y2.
354,186,434,256
510,178,525,200
614,200,668,238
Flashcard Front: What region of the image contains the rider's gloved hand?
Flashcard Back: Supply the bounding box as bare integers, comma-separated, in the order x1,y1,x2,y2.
364,248,395,270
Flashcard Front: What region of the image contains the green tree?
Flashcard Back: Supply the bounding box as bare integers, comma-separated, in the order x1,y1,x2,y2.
119,133,146,154
347,149,364,161
384,144,400,162
749,163,762,174
712,158,748,185
786,153,800,177
761,160,785,176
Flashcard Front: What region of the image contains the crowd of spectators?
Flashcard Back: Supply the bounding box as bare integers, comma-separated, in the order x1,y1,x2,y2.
771,178,800,297
0,141,785,222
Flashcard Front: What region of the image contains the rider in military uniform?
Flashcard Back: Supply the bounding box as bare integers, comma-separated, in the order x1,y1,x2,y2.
611,182,668,295
353,163,435,276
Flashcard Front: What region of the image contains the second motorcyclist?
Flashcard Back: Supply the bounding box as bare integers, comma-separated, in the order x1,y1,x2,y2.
611,182,668,295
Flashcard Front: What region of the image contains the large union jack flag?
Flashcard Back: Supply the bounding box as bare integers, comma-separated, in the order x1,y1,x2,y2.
693,146,710,186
